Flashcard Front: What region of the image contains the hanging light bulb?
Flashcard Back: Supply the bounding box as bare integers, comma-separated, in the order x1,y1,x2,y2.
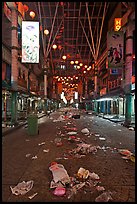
75,60,79,64
70,61,74,64
29,11,35,19
52,44,57,49
79,63,83,66
62,55,66,60
44,29,49,35
84,65,88,68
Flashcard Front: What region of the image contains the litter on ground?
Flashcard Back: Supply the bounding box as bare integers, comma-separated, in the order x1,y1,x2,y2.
10,180,34,195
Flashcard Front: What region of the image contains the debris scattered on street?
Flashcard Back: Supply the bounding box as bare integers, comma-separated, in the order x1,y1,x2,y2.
89,172,100,180
53,187,66,196
95,191,113,202
26,153,31,158
77,167,89,179
49,163,70,186
67,182,86,199
54,138,63,146
81,128,90,134
99,137,106,141
38,142,45,146
129,127,134,131
32,155,38,160
67,131,77,135
43,149,49,153
118,149,135,162
10,180,34,195
28,192,38,199
96,186,105,191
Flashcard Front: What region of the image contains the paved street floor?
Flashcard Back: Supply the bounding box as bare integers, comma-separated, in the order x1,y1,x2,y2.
2,108,135,202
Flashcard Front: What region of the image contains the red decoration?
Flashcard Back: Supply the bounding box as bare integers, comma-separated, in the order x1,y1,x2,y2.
23,4,29,12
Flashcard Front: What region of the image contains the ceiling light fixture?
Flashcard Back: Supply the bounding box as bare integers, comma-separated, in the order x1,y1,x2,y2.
52,44,57,49
62,55,67,60
29,11,35,19
75,60,79,64
44,29,49,35
70,61,74,64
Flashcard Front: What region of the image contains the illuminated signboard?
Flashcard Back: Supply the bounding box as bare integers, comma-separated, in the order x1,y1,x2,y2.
22,21,39,63
114,18,121,31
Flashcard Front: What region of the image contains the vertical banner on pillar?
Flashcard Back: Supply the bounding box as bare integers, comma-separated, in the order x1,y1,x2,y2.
107,31,124,68
57,82,62,94
22,21,39,63
78,81,83,95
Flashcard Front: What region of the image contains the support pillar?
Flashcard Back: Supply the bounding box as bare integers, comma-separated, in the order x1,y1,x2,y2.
84,78,88,99
44,70,48,113
11,5,18,125
124,21,133,127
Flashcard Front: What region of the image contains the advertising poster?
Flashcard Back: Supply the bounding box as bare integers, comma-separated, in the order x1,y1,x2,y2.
22,21,39,63
107,31,124,68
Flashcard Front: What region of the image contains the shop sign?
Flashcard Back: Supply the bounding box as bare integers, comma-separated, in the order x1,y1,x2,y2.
114,18,121,31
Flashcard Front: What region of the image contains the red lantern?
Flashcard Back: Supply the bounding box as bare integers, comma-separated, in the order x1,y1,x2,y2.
23,4,29,12
40,25,42,31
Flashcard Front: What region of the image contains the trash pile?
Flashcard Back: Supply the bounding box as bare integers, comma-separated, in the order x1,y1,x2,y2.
68,143,101,157
118,149,135,162
49,162,113,202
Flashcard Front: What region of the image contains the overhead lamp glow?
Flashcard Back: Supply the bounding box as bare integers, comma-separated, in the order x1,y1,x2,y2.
29,11,35,19
62,55,67,60
84,65,88,68
52,44,57,49
75,60,79,64
77,66,80,69
70,61,74,64
44,29,49,35
80,63,83,66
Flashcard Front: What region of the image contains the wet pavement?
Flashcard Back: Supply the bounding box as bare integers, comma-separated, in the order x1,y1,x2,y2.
2,108,135,202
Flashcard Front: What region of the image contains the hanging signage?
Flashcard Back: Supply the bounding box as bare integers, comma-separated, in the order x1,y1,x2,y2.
22,21,39,63
107,31,124,68
114,18,121,31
